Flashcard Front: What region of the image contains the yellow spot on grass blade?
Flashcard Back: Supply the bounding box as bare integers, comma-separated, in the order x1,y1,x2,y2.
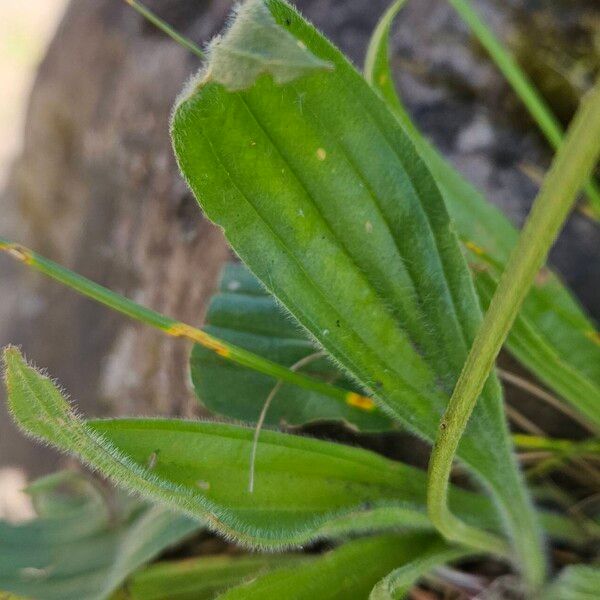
464,241,486,256
165,323,231,357
346,392,376,411
316,148,327,161
0,243,33,264
585,330,600,345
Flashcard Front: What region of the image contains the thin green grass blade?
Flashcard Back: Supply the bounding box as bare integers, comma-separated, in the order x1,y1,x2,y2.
364,0,409,122
0,238,374,413
122,0,204,58
447,0,600,220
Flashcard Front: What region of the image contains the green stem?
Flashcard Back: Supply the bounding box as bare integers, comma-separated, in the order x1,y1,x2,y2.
0,239,375,412
122,0,204,58
447,0,600,220
427,80,600,590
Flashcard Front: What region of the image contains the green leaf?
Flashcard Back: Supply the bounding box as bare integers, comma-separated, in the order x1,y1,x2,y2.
364,0,409,119
202,0,331,91
171,0,540,567
365,0,600,431
547,565,600,600
0,470,200,600
125,554,310,600
191,262,393,430
2,347,583,552
216,534,463,600
369,537,469,600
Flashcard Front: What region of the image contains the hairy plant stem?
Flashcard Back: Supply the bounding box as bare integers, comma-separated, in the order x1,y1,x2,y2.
447,0,600,219
427,79,600,591
0,239,374,412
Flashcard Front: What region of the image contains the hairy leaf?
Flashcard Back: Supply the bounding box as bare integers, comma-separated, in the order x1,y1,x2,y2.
0,470,199,600
191,262,393,430
365,0,600,431
125,554,310,600
171,0,540,566
217,534,461,600
547,565,600,600
2,348,582,553
203,0,331,91
369,539,469,599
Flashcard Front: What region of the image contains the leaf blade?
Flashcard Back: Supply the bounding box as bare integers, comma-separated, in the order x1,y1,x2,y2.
216,534,458,600
365,0,600,431
2,347,582,552
192,262,392,430
0,470,199,600
126,554,310,600
171,0,539,566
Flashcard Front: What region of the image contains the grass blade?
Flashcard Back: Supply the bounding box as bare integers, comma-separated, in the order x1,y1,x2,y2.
0,238,373,413
447,0,600,220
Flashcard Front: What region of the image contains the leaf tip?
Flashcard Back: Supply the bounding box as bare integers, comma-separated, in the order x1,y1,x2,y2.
3,344,25,386
180,0,332,98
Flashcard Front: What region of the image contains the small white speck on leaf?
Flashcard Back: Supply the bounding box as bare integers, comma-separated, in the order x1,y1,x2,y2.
196,480,211,490
147,452,158,470
365,221,373,233
227,280,241,291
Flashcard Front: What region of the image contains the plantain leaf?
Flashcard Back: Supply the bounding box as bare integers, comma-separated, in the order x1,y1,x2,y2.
204,0,331,91
191,262,394,430
171,0,541,568
216,534,463,600
368,538,469,599
0,470,200,600
124,553,310,600
365,0,600,431
547,565,600,600
2,347,583,554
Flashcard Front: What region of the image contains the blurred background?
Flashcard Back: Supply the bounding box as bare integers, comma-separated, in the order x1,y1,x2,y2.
0,0,598,522
0,0,67,520
0,1,67,186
